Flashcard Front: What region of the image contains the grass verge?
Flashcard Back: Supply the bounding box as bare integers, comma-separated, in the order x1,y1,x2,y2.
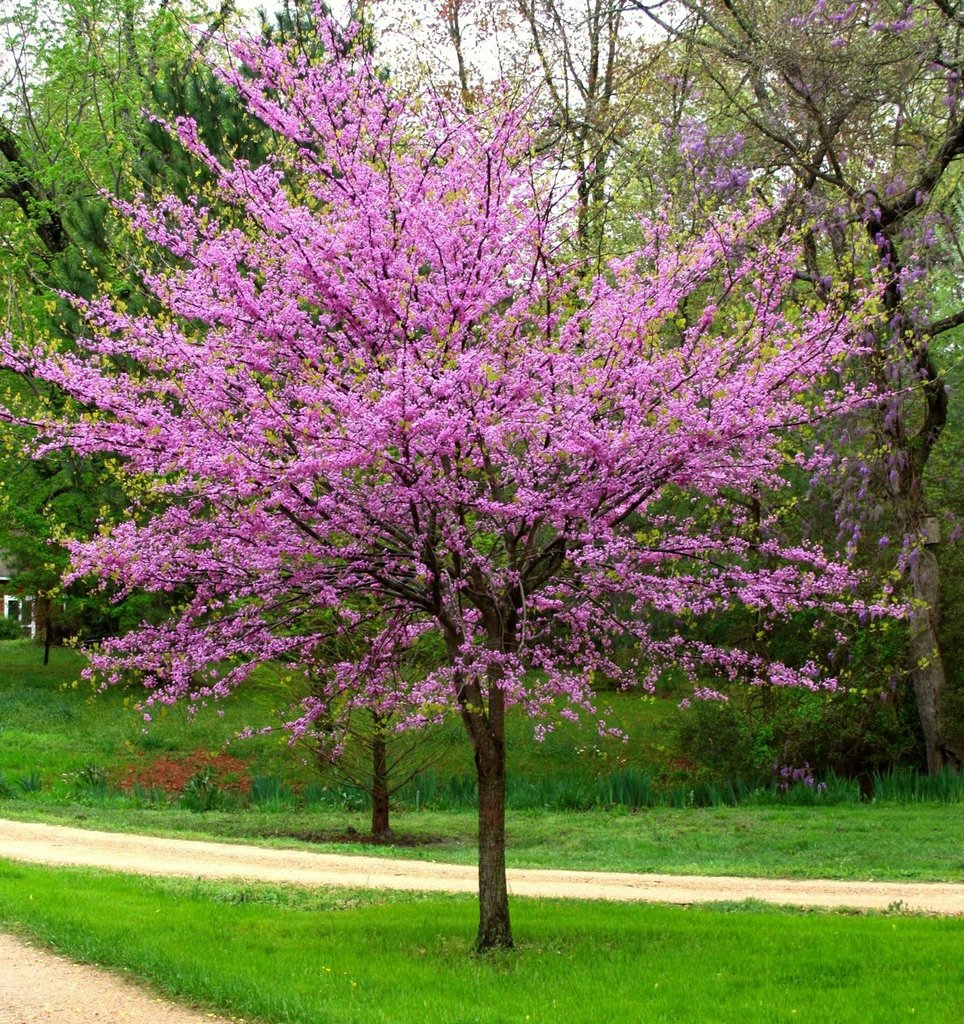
1,800,960,881
0,860,960,1024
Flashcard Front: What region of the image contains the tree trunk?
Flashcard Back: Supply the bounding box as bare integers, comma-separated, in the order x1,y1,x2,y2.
41,596,52,667
475,739,512,951
908,545,962,772
370,725,393,840
869,220,956,772
445,610,515,951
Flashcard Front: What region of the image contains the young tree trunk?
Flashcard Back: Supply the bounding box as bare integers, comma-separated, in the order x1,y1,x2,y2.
446,618,512,954
474,734,512,951
370,723,393,840
42,597,53,667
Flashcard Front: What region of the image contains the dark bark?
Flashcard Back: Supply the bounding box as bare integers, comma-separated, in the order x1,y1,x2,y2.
370,723,393,840
446,616,514,952
474,720,512,951
634,0,964,775
0,123,69,255
39,596,53,667
908,546,963,771
869,219,957,771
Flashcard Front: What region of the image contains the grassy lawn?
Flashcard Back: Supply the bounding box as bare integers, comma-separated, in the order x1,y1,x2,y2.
1,800,960,882
0,640,673,791
0,861,961,1024
0,642,315,783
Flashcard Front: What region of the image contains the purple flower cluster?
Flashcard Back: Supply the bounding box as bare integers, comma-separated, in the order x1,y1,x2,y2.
774,762,828,792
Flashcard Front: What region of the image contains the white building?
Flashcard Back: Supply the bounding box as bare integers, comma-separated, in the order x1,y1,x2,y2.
0,554,35,638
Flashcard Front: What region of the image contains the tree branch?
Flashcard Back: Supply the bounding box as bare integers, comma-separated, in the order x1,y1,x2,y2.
925,307,964,337
0,122,69,255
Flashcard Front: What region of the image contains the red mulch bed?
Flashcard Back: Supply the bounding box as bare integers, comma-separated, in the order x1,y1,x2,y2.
120,749,252,794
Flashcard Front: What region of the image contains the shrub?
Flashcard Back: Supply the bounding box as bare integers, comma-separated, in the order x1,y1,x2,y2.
674,669,920,786
0,618,24,641
674,698,772,784
16,771,43,793
65,763,109,799
179,768,225,812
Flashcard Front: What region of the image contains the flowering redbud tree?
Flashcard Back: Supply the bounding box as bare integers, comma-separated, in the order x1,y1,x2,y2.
2,22,887,949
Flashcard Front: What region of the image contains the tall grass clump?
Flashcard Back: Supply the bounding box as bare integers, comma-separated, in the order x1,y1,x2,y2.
507,776,595,811
393,765,961,813
65,763,109,800
250,775,296,810
872,767,964,803
402,771,477,811
595,768,657,809
179,768,229,812
302,781,369,812
16,770,43,794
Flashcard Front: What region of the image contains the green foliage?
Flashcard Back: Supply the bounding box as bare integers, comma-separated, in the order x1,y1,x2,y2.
15,770,43,793
675,699,771,783
872,767,964,803
0,617,24,641
0,0,304,644
398,771,475,811
128,783,168,806
301,781,369,812
64,762,108,799
178,768,227,813
675,628,920,786
0,640,956,820
249,774,296,810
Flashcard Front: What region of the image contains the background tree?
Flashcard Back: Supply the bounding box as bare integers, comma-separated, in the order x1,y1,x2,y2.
0,0,328,643
298,604,452,840
407,0,964,773
627,0,964,771
378,0,671,259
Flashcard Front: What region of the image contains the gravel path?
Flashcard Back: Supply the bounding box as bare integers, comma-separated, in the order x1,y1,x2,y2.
1,818,962,913
0,932,237,1024
0,817,961,1024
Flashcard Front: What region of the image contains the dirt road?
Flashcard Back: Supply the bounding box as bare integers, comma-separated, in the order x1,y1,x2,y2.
1,818,961,913
0,932,238,1024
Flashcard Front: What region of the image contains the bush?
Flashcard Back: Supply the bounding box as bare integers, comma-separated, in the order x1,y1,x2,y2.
0,617,25,640
674,669,920,787
179,768,226,812
65,763,109,799
674,698,772,784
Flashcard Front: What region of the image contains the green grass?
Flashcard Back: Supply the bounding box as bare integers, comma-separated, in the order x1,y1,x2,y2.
0,640,672,795
2,800,960,881
0,860,960,1024
0,641,310,785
